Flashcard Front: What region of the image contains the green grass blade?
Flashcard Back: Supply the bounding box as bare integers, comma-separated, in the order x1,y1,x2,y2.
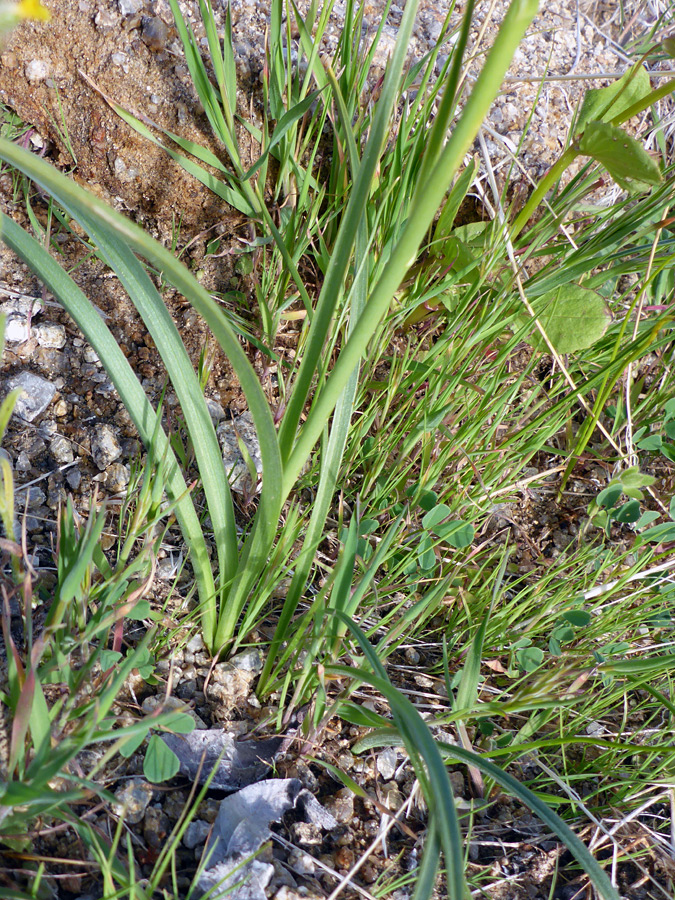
0,141,284,652
335,613,468,900
71,210,238,599
412,820,442,900
167,0,240,168
436,741,621,900
277,0,423,464
111,106,256,216
284,0,539,490
242,91,321,183
454,549,507,713
258,75,366,689
332,656,622,900
0,221,217,633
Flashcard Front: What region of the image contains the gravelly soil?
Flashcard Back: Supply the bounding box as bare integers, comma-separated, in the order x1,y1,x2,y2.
0,0,674,897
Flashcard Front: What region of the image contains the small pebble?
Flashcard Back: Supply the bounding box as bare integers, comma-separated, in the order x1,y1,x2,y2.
25,59,49,83
376,747,397,780
183,819,211,849
94,9,117,29
33,323,66,350
105,462,130,492
325,788,354,824
144,806,170,851
141,16,168,51
83,346,100,364
49,434,75,465
7,372,56,422
90,424,122,469
65,467,81,490
113,779,154,825
334,846,354,869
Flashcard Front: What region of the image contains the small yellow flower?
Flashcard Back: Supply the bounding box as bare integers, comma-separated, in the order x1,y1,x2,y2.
17,0,50,20
0,0,50,30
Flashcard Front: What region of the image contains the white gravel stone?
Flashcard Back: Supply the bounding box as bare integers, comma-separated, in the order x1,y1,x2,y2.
118,0,143,12
376,747,398,780
217,411,262,494
113,779,154,825
34,323,67,349
1,297,42,343
90,424,122,469
186,633,206,653
6,372,56,422
50,434,74,463
24,59,49,83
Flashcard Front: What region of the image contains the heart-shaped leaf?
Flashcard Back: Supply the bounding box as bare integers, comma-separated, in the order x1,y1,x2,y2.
144,734,180,783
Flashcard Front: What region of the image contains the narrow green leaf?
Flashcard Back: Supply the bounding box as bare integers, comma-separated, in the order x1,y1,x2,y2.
243,91,321,182
639,522,675,543
0,210,218,646
334,613,468,900
454,610,491,714
435,742,621,899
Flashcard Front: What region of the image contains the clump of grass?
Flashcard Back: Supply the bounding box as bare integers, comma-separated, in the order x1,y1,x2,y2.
1,0,675,896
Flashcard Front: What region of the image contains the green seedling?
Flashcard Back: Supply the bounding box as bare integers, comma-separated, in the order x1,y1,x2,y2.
634,397,675,462
587,466,656,536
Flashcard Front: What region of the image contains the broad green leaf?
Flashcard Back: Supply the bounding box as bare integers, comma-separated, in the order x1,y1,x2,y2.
562,610,592,627
99,650,123,670
638,522,675,544
576,67,652,134
417,534,436,570
620,466,655,489
422,504,452,529
597,485,622,509
635,510,660,529
637,433,661,451
159,712,196,735
119,731,146,759
433,519,474,549
522,284,611,354
144,735,180,783
614,499,640,523
516,646,544,672
128,600,152,620
578,120,662,192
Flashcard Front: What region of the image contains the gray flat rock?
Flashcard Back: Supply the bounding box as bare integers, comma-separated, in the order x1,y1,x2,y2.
6,371,56,421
